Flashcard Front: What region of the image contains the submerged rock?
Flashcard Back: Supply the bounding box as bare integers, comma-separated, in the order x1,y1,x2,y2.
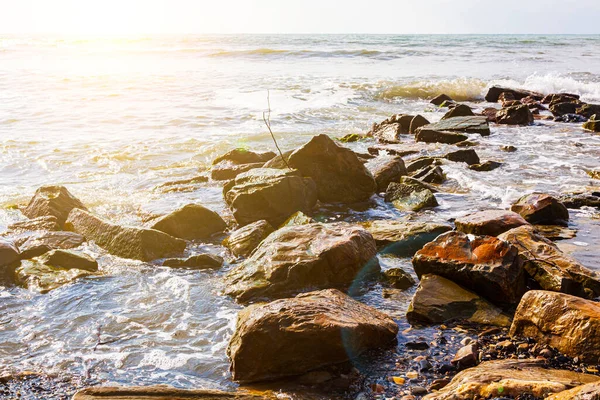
422,359,599,400
559,192,600,209
279,211,315,227
511,193,569,226
150,204,227,240
510,290,600,363
369,114,414,142
224,223,378,303
212,148,275,165
407,274,511,327
73,386,280,400
15,258,95,293
412,231,526,305
23,185,88,227
496,105,534,125
65,209,185,261
418,116,491,136
430,94,454,106
288,134,377,203
38,249,98,272
499,225,600,298
224,168,318,227
382,268,415,289
415,129,468,144
223,220,274,257
18,231,86,259
227,289,398,383
583,119,600,132
441,104,474,120
384,182,438,212
162,253,223,269
485,86,543,102
444,149,480,165
454,210,529,236
468,160,503,171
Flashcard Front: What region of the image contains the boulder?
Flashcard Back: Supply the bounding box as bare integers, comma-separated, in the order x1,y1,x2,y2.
510,290,600,363
407,274,511,327
444,149,480,165
18,231,86,259
279,211,315,228
406,157,439,173
287,135,377,203
382,268,415,289
73,386,280,400
550,101,581,117
0,238,20,267
224,168,318,227
223,220,274,257
150,204,227,240
452,343,480,368
399,176,439,193
412,165,446,184
7,216,60,233
15,256,96,293
369,156,407,192
468,160,503,171
498,92,516,103
430,94,454,106
38,249,98,272
441,104,474,120
419,116,490,136
360,219,451,256
384,182,438,212
485,86,543,102
212,149,275,165
511,193,569,225
23,185,88,227
542,93,580,104
162,253,223,269
65,209,185,261
499,225,600,298
496,105,534,125
262,150,293,169
412,231,526,305
454,210,529,236
369,114,414,142
409,115,430,134
415,129,468,144
583,119,600,132
559,192,600,209
576,103,600,119
211,162,264,181
227,289,398,383
481,107,498,123
547,381,600,400
224,223,378,303
422,359,599,400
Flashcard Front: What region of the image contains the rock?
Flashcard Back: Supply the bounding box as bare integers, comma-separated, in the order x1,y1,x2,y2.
224,223,378,303
38,249,98,272
157,175,209,193
337,133,366,143
496,105,534,125
370,157,408,192
162,253,223,269
452,343,479,368
400,176,439,193
551,101,582,117
481,107,498,123
510,290,600,363
384,182,438,212
499,225,600,298
223,220,274,257
360,219,451,256
409,115,430,134
23,185,88,227
412,231,526,305
511,193,569,225
383,268,415,289
429,379,451,391
406,274,512,327
502,100,522,108
444,149,480,165
150,204,227,240
227,289,398,383
533,224,577,241
411,386,428,396
583,119,600,132
441,104,474,120
15,260,94,293
212,149,275,165
559,192,600,209
485,86,543,102
288,135,377,203
422,359,599,400
555,114,589,124
468,161,503,171
588,170,600,179
454,210,529,236
224,168,318,227
0,238,20,267
65,209,185,261
413,165,445,184
262,150,293,169
406,157,439,173
418,116,491,136
547,381,600,400
542,93,580,104
7,216,60,233
576,103,600,119
73,386,280,400
211,162,264,181
430,94,454,106
455,140,478,147
498,92,516,104
501,145,517,152
369,114,414,142
18,231,86,259
415,129,468,144
279,211,315,227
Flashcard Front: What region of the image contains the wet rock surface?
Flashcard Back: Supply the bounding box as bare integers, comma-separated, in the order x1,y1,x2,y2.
384,182,438,212
511,193,570,225
455,209,529,236
150,204,227,240
223,219,274,257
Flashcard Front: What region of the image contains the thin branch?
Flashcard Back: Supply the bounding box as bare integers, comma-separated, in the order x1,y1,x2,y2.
263,90,291,170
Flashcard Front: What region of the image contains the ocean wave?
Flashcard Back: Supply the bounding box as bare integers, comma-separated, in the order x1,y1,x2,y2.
371,78,487,101
490,73,600,102
207,48,424,59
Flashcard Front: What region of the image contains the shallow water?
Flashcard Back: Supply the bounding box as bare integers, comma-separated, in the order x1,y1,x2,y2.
1,34,600,397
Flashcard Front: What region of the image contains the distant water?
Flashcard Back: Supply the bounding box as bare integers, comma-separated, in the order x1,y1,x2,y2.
1,34,600,397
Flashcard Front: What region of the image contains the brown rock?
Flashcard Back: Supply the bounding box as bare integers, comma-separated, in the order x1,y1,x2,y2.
409,115,430,134
577,103,600,119
73,386,280,400
413,165,446,184
223,220,274,257
468,161,503,172
15,259,94,293
542,93,580,104
211,162,264,181
511,193,569,225
550,101,582,117
481,107,498,123
0,238,20,267
454,210,529,236
441,104,474,120
7,216,60,233
415,130,468,144
418,116,490,136
406,157,438,173
39,249,98,272
444,149,480,165
583,120,600,132
485,87,543,102
227,289,398,383
547,381,600,400
384,182,438,212
162,253,223,269
430,94,454,106
370,156,408,192
496,105,534,125
23,186,88,227
452,343,479,368
212,149,275,165
370,114,414,142
383,268,415,289
18,231,86,259
150,204,227,240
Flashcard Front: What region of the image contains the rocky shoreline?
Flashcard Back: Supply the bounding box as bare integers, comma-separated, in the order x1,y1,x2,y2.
1,85,600,399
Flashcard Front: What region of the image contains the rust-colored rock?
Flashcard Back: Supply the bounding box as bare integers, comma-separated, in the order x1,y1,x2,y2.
227,289,398,383
511,193,569,225
496,105,534,125
223,220,274,257
455,210,529,236
369,156,408,192
23,185,88,227
150,204,227,240
485,86,543,102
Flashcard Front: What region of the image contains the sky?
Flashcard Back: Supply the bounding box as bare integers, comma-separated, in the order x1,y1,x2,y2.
1,0,599,35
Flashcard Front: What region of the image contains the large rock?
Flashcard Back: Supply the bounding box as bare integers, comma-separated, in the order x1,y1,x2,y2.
441,104,474,120
18,231,86,259
369,156,407,192
287,135,377,203
224,168,318,227
162,254,223,269
430,94,454,106
65,209,185,261
369,114,414,142
0,238,20,267
7,216,60,233
360,219,451,256
407,274,511,327
150,204,226,240
212,148,275,165
384,182,438,212
38,249,98,272
576,103,600,119
583,119,600,132
409,115,430,134
227,289,398,383
23,185,88,227
542,93,580,104
211,162,264,181
412,231,526,305
511,193,569,225
224,223,378,303
550,101,581,117
510,290,600,363
496,105,534,125
444,149,480,165
15,259,95,293
418,116,490,136
73,386,280,400
415,129,468,144
223,220,274,257
455,210,529,236
547,381,600,400
423,359,599,400
500,225,600,298
485,86,543,102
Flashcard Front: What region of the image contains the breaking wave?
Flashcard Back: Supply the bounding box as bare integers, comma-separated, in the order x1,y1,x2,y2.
373,78,487,101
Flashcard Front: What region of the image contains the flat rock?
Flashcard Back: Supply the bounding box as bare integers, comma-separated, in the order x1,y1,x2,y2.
420,116,491,136
39,249,98,272
510,290,600,363
412,231,526,305
223,220,274,257
23,185,88,227
224,223,378,303
162,253,223,269
485,86,543,102
212,148,275,165
65,209,185,261
455,210,529,236
423,359,599,400
468,161,502,171
547,381,600,399
150,204,227,240
7,216,60,233
18,231,86,259
415,129,468,144
499,225,600,298
73,386,280,400
227,289,398,383
384,182,438,212
407,274,511,327
511,193,569,225
444,149,480,165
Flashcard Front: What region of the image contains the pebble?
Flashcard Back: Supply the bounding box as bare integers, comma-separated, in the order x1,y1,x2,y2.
410,386,428,396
